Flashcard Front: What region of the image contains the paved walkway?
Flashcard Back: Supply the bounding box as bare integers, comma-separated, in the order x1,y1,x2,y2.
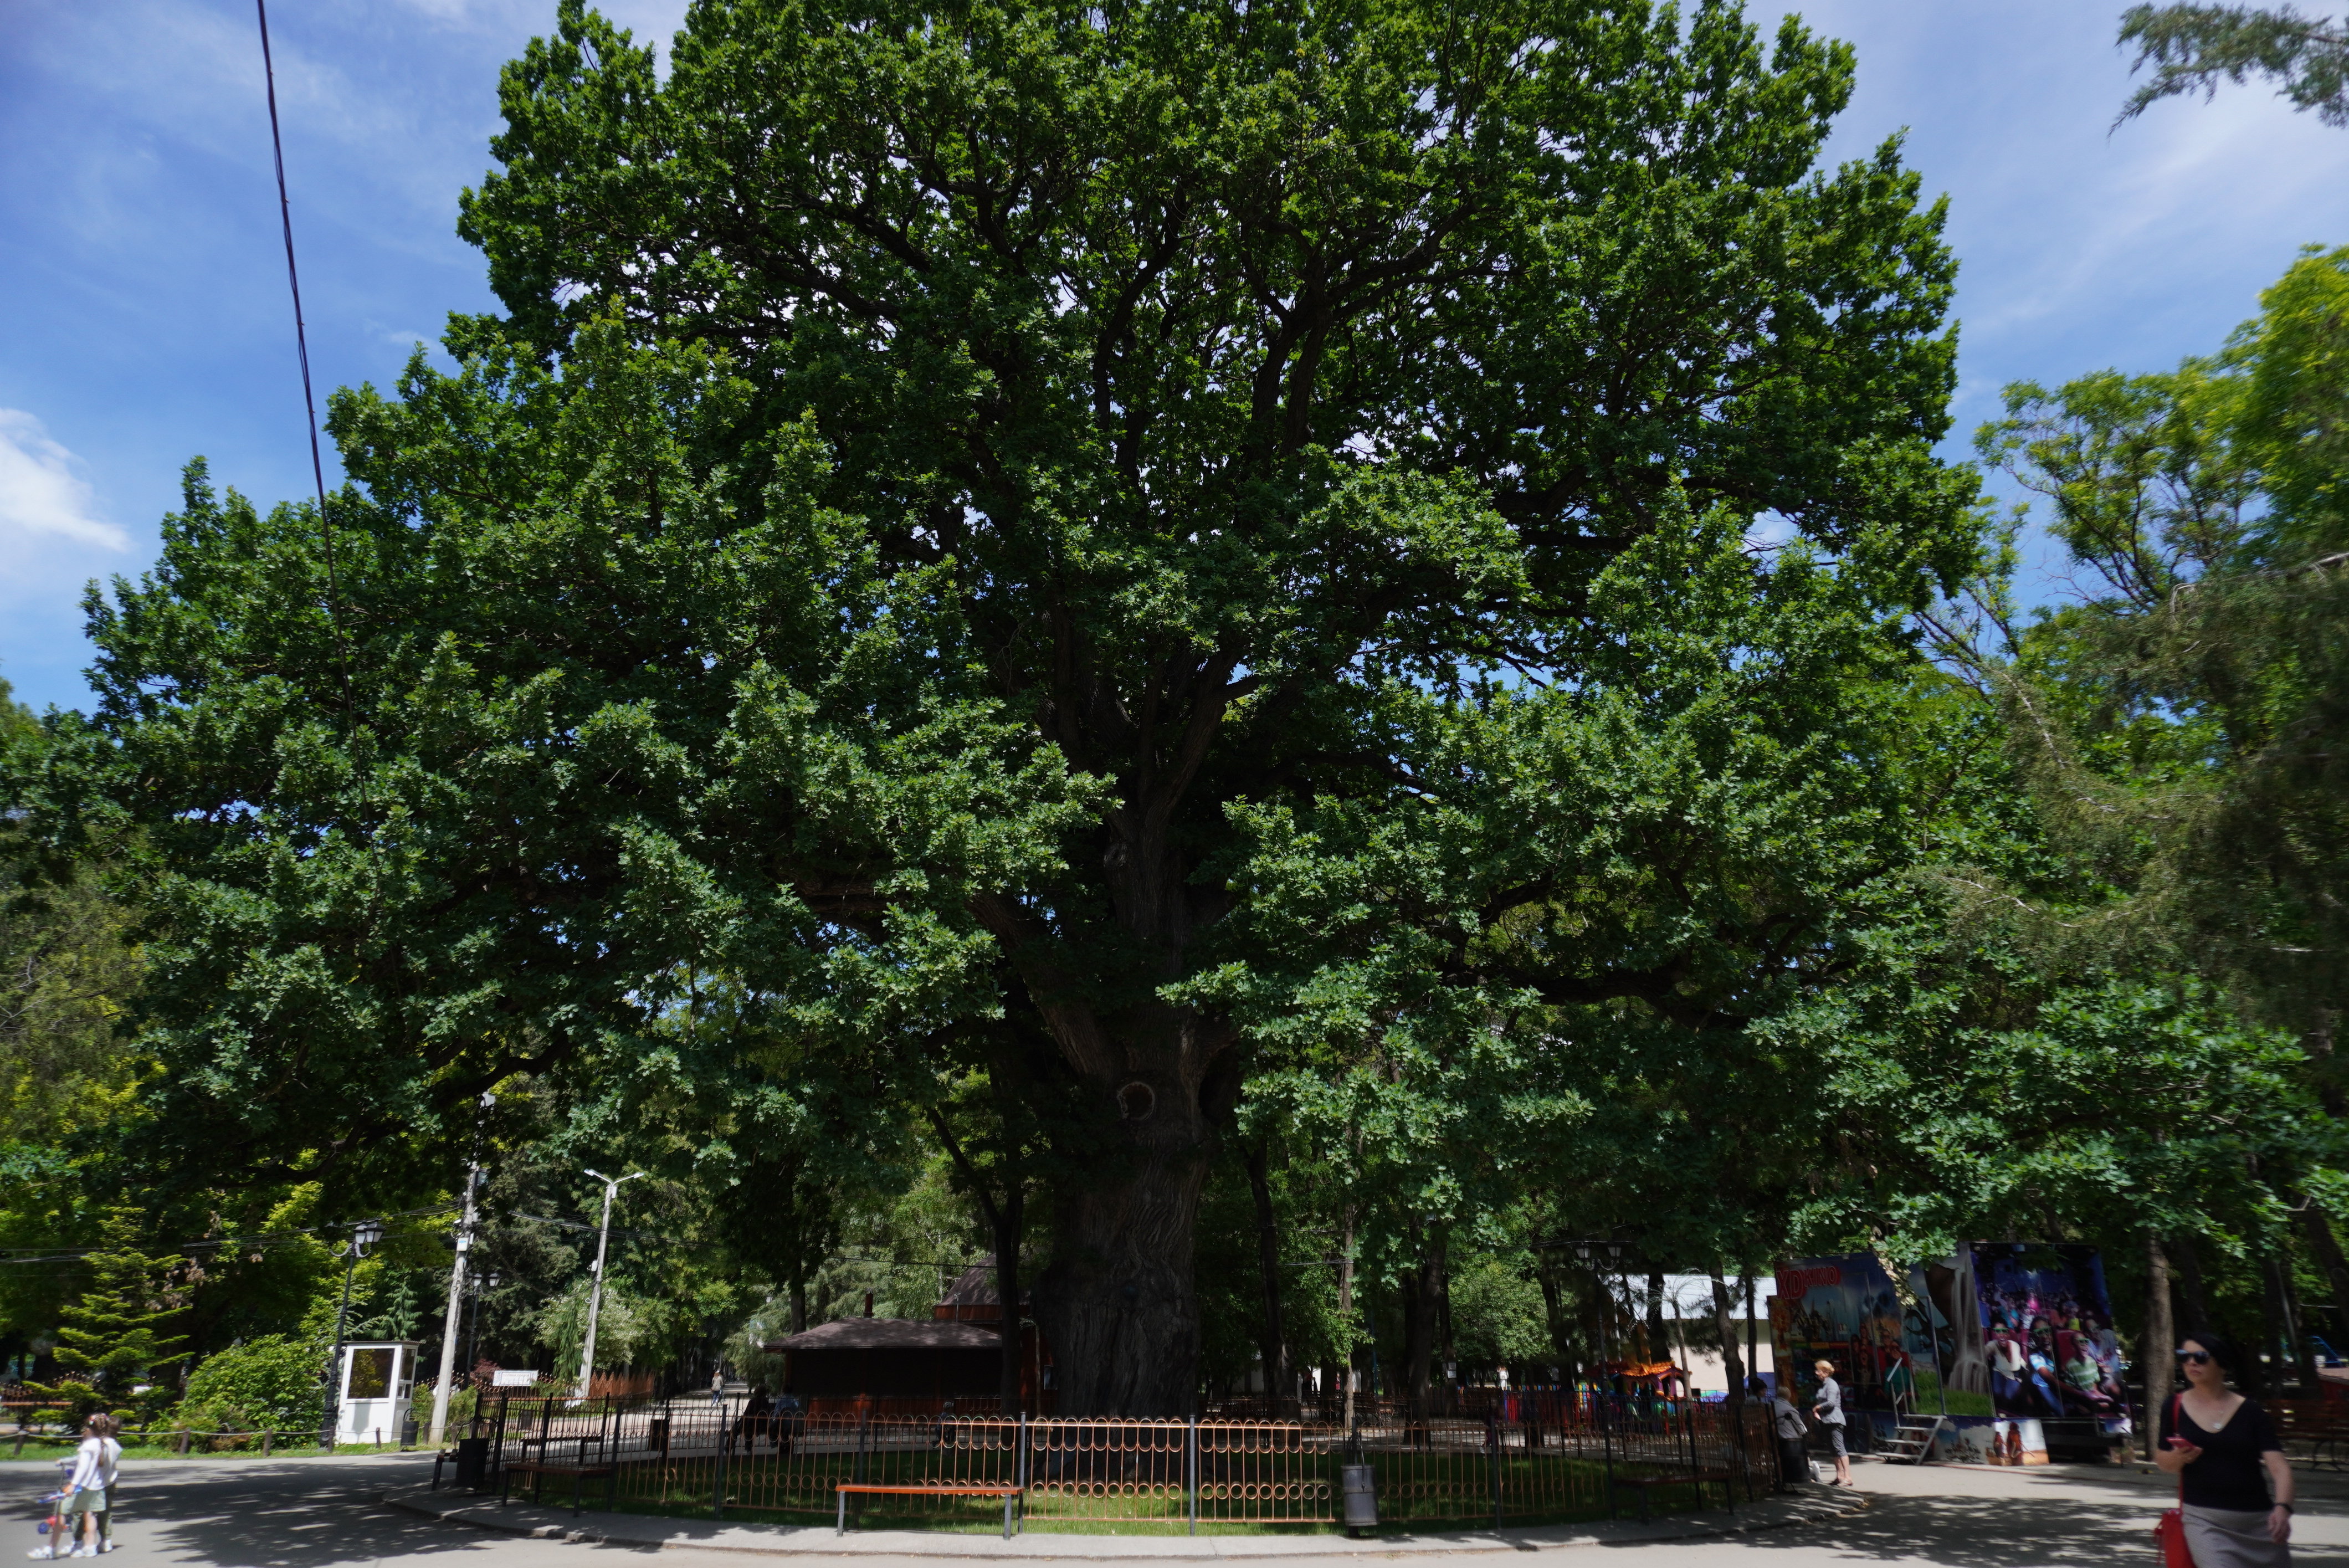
5,1451,2349,1566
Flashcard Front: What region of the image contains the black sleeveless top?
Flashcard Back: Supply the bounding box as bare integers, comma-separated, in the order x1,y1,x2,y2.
2158,1395,2281,1512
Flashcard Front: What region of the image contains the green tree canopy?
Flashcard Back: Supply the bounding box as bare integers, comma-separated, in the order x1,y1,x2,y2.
2118,4,2349,127
35,0,1980,1413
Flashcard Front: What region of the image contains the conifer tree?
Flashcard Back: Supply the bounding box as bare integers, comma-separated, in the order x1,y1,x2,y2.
42,1208,187,1411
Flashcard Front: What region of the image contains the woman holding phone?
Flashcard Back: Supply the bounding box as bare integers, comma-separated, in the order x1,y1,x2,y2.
2155,1331,2293,1565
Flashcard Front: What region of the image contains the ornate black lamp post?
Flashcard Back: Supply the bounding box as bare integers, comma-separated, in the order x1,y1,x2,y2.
317,1217,384,1450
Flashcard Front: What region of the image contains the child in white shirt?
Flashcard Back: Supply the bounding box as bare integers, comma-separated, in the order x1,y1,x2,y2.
38,1413,119,1559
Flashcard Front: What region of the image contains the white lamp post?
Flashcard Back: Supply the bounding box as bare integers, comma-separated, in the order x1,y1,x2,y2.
576,1169,643,1402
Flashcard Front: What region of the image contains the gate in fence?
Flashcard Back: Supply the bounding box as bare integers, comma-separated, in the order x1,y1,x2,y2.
478,1392,1771,1533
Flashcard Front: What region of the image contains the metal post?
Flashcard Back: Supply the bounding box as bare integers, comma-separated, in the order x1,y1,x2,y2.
1017,1411,1028,1536
1487,1407,1501,1531
429,1091,495,1447
1599,1390,1614,1519
319,1246,358,1451
577,1169,643,1402
1187,1415,1197,1536
712,1377,731,1520
316,1218,383,1451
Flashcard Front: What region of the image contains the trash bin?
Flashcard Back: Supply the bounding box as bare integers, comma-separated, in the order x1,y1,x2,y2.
1341,1463,1378,1536
453,1436,491,1488
647,1416,670,1453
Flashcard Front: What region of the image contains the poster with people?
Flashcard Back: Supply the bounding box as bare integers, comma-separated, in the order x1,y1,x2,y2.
1774,1243,2127,1432
1964,1242,2127,1422
1767,1254,1931,1415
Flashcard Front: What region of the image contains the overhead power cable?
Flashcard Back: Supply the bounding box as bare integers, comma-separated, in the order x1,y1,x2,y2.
254,0,352,708
0,1205,457,1269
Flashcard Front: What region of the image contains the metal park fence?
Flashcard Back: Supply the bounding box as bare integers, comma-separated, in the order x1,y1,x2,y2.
469,1391,1773,1534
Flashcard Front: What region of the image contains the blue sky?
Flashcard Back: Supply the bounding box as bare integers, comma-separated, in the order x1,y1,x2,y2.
2,1,2345,715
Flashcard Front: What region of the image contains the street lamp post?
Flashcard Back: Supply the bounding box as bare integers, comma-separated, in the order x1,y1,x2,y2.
577,1170,643,1403
318,1218,384,1451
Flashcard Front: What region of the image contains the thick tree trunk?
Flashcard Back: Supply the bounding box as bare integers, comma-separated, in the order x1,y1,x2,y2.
1645,1269,1668,1364
988,862,1234,1417
1710,1267,1744,1405
1033,1133,1211,1416
1242,1136,1286,1406
995,1191,1025,1416
1402,1226,1440,1404
2143,1233,2174,1462
2258,1248,2289,1397
2170,1233,2214,1333
1537,1264,1573,1373
1428,1241,1447,1382
2302,1202,2349,1345
1744,1275,1760,1396
2292,1272,2321,1391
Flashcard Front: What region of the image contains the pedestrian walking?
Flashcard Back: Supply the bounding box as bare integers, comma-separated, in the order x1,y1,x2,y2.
2156,1331,2292,1566
1812,1359,1853,1488
34,1413,118,1559
1768,1381,1809,1489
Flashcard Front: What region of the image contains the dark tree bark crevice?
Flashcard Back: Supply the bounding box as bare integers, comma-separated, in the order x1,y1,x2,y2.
1242,1134,1287,1408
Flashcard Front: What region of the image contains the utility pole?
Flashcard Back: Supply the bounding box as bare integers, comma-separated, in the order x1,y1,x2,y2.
577,1169,643,1402
429,1090,496,1447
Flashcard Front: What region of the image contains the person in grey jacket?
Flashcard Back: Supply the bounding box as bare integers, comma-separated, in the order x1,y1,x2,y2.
1813,1359,1853,1487
1768,1383,1809,1489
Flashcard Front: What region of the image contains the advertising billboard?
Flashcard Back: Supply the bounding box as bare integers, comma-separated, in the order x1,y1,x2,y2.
1771,1243,2125,1422
1961,1242,2126,1422
1768,1253,1929,1413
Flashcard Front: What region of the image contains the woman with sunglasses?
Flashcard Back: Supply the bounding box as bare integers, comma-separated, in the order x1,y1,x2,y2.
2155,1332,2293,1564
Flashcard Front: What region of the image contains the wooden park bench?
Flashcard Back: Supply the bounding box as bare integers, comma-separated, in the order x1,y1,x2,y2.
499,1432,614,1516
1608,1467,1738,1522
835,1482,1024,1538
2271,1400,2349,1471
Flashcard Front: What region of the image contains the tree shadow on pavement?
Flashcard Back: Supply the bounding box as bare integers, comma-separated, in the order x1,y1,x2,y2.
1673,1492,2349,1566
2,1457,665,1567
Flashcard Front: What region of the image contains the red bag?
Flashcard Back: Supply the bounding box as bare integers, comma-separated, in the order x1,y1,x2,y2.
2153,1394,2194,1568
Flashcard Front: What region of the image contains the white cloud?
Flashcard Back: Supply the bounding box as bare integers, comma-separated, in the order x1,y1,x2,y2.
0,412,128,553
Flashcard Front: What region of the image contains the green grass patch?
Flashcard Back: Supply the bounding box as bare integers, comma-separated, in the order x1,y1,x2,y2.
1,1438,381,1463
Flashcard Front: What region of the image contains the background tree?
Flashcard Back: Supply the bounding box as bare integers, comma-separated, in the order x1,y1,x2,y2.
445,0,1971,1412
2118,4,2349,126
1896,244,2349,1398
26,0,1983,1414
0,675,139,1147
40,1207,186,1413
